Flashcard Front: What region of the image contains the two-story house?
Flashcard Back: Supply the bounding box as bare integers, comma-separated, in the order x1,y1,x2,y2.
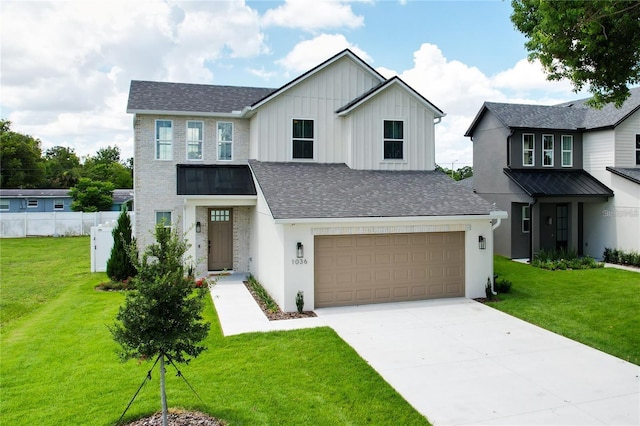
127,49,507,312
465,88,640,260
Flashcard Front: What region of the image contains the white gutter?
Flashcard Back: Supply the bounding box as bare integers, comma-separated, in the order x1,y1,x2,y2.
126,109,244,118
273,210,508,225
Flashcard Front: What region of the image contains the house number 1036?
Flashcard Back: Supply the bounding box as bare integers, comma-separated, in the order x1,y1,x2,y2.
292,259,308,265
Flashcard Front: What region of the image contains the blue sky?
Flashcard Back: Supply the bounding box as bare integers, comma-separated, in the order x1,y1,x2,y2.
1,0,586,168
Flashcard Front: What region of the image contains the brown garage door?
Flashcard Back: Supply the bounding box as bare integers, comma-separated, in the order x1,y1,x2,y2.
314,232,465,308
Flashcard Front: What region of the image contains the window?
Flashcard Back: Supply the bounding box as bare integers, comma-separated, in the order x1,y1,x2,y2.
217,122,233,161
562,135,573,167
636,134,640,165
54,199,64,210
155,120,173,160
523,134,534,166
543,135,554,166
27,199,38,208
292,119,314,159
187,121,203,160
0,199,9,211
522,205,530,233
211,209,230,222
155,211,172,228
383,120,404,160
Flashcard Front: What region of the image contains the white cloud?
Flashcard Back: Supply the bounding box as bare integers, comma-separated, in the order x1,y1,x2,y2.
262,0,364,30
0,0,267,160
385,43,583,167
276,34,371,74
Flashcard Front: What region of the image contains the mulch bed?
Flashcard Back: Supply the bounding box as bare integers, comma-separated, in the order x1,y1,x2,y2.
123,410,224,425
243,281,317,320
473,297,501,304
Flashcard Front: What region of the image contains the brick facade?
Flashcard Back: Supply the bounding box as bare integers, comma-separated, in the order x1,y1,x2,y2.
133,114,253,274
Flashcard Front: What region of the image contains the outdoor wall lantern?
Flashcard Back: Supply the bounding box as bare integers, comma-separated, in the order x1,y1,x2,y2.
478,235,486,250
195,221,201,233
296,242,304,258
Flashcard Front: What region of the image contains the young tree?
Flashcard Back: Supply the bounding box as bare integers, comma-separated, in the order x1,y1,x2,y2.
69,178,114,212
106,207,137,283
511,0,640,107
110,224,210,426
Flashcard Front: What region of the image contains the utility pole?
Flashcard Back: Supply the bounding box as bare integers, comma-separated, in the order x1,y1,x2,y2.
451,160,458,179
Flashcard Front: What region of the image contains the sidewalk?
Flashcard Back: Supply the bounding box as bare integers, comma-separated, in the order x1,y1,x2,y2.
209,273,325,336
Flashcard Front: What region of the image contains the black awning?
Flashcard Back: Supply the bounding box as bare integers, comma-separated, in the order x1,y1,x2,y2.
503,168,613,198
177,164,256,196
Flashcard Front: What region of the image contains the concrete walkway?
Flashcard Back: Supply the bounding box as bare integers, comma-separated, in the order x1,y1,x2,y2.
210,274,640,425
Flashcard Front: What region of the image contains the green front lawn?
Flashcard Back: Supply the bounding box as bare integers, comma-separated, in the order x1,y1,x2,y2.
492,256,640,365
1,237,428,425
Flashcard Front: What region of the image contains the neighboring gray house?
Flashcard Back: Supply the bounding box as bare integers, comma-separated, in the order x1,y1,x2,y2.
465,88,640,260
0,189,134,212
127,49,507,312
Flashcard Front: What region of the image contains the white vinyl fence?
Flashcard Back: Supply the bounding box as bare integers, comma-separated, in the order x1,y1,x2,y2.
0,211,133,238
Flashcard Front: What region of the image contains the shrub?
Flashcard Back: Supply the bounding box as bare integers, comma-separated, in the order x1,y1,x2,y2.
603,247,640,267
106,208,137,283
247,275,279,313
296,291,304,313
533,248,603,270
494,277,512,293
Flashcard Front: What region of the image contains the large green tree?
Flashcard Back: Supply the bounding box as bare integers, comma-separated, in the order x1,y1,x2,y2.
69,178,114,212
511,0,640,107
0,119,45,188
110,224,210,426
44,146,82,188
82,145,133,188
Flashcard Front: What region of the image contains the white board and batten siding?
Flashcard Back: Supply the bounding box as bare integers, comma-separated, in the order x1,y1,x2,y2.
614,109,640,168
346,85,436,171
249,56,383,164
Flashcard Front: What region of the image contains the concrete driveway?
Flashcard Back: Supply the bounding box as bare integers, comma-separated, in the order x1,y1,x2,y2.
315,299,639,425
212,276,640,425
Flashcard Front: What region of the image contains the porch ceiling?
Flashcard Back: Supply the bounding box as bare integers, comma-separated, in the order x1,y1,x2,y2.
503,168,614,198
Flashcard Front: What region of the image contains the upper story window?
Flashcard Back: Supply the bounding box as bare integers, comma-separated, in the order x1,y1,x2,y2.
383,120,404,160
54,199,64,210
217,122,233,161
0,199,9,211
155,211,172,228
636,134,640,165
522,205,530,233
523,134,534,166
292,119,314,159
186,121,203,160
543,135,554,167
562,135,573,167
155,120,173,160
27,199,38,208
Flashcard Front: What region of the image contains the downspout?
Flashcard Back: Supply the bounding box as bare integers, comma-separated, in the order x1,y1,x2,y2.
528,198,537,263
490,217,503,295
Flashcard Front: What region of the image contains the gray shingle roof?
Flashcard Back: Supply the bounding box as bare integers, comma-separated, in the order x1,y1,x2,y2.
607,167,640,185
466,86,640,135
248,161,498,220
483,102,587,130
126,80,277,114
503,169,613,197
557,87,640,129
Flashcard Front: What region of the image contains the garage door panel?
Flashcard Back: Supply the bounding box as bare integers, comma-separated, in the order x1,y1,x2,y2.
315,232,465,308
393,286,409,298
